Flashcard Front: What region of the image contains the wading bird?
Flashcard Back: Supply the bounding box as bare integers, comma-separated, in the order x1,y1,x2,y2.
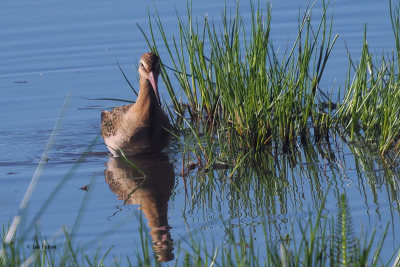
101,52,171,157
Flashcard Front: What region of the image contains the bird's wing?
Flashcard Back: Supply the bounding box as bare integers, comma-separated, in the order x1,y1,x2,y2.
101,104,132,137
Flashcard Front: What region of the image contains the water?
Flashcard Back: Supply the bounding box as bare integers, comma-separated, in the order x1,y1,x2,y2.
1,0,399,264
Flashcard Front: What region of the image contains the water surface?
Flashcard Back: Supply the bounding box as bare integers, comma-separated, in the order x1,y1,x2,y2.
1,0,399,264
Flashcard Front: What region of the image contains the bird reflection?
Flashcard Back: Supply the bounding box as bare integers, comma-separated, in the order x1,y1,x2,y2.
104,153,175,262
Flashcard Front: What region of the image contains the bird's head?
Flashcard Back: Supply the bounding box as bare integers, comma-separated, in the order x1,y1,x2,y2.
139,52,161,106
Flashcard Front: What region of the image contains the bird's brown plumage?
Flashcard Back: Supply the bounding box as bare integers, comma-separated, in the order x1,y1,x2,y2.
101,52,171,157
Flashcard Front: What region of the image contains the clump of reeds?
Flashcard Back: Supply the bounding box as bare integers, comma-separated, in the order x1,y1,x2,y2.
140,0,337,156
336,0,400,156
139,0,400,159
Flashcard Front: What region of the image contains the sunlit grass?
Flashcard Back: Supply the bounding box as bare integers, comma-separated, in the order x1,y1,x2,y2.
140,0,337,157
3,0,400,266
137,0,400,256
336,25,400,156
140,0,400,159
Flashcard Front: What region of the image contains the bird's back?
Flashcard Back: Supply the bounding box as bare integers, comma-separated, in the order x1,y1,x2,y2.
101,103,171,156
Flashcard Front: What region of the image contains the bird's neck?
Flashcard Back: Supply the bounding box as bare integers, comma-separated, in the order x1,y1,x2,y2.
136,77,159,111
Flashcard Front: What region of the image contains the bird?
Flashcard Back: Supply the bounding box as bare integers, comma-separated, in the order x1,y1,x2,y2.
104,153,175,261
101,52,171,157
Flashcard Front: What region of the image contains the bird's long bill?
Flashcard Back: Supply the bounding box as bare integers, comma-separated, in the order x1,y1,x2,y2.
148,71,161,106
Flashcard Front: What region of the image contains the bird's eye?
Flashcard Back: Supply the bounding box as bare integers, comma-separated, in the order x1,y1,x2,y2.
140,62,144,67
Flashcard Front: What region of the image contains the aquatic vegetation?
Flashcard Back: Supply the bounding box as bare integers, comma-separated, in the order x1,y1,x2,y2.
134,1,400,264
336,27,400,156
140,0,400,160
140,0,337,156
2,185,398,266
2,96,398,266
3,0,400,266
131,192,396,267
0,101,111,266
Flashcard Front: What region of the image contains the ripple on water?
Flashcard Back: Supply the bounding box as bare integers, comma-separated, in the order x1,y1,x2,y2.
0,0,399,264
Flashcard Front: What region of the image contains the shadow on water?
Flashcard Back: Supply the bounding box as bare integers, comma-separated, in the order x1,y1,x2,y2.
104,153,175,262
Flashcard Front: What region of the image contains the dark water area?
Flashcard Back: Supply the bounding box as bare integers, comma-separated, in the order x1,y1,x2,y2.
1,0,399,264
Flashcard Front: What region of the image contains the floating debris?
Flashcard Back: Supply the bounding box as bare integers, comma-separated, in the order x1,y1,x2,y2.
79,185,89,191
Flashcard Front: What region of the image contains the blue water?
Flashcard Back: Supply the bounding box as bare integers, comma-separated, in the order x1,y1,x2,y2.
1,0,399,265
